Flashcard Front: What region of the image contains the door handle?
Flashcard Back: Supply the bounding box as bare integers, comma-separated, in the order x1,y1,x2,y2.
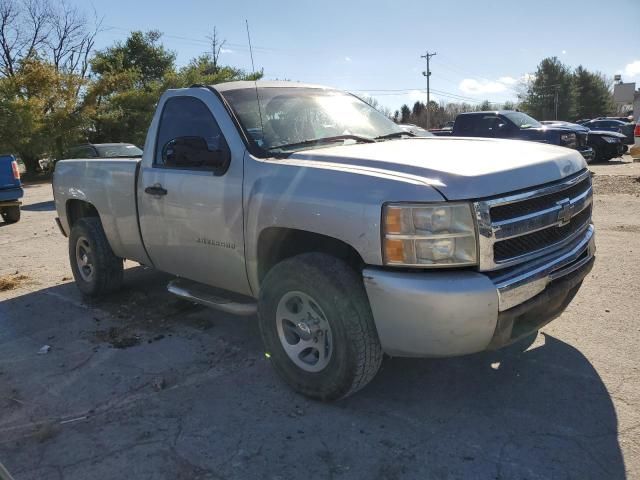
144,184,168,196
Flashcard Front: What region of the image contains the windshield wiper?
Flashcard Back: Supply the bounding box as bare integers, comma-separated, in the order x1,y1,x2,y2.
267,134,375,152
374,131,415,140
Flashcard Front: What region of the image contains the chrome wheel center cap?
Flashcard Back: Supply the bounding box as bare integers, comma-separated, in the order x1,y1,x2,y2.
296,321,312,337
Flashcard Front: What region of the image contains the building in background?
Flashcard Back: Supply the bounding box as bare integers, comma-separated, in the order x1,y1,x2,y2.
613,77,638,122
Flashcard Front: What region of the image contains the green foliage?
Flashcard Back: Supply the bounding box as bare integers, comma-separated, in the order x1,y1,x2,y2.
570,66,614,119
91,31,176,88
519,57,613,121
477,100,493,111
400,105,411,123
87,30,262,147
0,26,264,172
0,59,90,171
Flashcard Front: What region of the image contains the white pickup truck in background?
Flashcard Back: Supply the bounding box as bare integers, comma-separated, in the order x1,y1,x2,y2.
53,81,596,400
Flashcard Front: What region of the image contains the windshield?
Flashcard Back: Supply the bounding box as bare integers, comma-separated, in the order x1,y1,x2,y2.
502,111,542,129
221,87,404,153
95,144,143,158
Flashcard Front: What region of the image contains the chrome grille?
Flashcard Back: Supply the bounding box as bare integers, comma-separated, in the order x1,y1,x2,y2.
474,170,593,271
577,132,588,147
494,205,591,261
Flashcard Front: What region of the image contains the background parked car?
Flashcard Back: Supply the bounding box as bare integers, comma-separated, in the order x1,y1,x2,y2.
581,119,635,145
541,121,628,162
434,110,595,162
0,154,24,223
62,143,143,160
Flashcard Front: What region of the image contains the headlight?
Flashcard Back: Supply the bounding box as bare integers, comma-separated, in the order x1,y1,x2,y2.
560,133,577,147
383,203,477,267
602,136,618,144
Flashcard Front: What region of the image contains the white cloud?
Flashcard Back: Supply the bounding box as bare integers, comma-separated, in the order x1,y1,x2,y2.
562,50,567,55
220,48,233,54
458,74,534,97
498,76,517,85
459,78,508,95
344,56,352,63
624,60,640,78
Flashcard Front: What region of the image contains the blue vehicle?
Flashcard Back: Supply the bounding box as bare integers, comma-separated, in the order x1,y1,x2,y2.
0,154,24,223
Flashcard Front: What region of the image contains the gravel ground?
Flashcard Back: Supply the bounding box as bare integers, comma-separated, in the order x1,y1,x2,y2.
0,157,639,479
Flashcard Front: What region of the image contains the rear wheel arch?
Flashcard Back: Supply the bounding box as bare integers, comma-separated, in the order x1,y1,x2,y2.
66,199,99,228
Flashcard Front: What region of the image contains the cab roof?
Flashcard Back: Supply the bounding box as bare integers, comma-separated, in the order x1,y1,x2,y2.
210,80,332,92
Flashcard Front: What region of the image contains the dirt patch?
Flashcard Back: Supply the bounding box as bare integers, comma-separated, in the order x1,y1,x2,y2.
93,327,141,349
609,225,640,233
592,174,640,195
0,273,30,291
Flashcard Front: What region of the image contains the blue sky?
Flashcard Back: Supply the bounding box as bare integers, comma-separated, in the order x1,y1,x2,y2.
73,0,640,111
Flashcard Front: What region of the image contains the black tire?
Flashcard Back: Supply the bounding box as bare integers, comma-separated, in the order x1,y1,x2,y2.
258,253,383,401
69,217,123,296
1,206,20,223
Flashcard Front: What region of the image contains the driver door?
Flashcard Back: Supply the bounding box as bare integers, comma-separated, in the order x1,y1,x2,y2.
138,93,250,296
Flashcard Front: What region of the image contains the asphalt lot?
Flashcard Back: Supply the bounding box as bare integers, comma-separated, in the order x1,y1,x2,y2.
1,157,639,479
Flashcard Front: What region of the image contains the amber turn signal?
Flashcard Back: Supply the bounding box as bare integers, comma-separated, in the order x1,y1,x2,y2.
383,238,405,263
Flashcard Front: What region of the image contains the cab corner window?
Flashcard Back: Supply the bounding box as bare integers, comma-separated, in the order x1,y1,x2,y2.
155,96,230,173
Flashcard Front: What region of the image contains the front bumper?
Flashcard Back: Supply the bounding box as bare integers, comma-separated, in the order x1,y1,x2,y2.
363,225,595,357
577,146,595,162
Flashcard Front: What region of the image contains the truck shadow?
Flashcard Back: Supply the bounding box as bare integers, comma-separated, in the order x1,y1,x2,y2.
355,334,625,478
0,267,625,479
21,200,55,211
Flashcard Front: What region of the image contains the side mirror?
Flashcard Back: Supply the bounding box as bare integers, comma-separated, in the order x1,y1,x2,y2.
162,136,230,172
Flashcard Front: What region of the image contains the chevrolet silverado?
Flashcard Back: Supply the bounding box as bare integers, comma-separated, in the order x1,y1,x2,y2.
53,81,596,400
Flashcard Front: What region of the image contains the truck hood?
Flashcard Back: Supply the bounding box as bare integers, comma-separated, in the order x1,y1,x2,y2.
286,137,586,200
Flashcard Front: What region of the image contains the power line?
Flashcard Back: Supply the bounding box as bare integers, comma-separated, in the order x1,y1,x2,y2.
350,87,484,103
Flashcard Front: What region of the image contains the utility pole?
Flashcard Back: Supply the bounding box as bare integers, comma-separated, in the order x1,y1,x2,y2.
421,51,436,129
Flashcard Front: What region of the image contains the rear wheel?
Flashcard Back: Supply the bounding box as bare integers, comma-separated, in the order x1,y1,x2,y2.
1,206,20,223
258,253,383,401
69,217,123,296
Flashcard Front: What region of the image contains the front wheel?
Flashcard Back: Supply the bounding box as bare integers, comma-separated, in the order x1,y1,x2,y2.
1,206,20,223
69,217,123,296
258,253,383,401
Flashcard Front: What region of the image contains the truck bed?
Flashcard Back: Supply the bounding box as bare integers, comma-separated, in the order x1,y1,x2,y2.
53,158,150,265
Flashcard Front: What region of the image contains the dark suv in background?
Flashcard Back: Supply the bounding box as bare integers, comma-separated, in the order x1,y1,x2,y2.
433,111,595,162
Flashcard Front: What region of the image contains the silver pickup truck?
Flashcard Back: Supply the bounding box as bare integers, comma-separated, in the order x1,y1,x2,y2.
53,81,595,400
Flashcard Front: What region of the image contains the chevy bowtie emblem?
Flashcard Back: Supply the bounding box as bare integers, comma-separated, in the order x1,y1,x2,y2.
556,198,574,226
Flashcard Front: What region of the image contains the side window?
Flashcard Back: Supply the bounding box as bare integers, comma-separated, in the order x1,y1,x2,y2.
454,116,475,135
474,115,501,136
155,96,230,173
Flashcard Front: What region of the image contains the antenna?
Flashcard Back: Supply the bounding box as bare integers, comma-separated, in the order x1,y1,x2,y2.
245,20,264,142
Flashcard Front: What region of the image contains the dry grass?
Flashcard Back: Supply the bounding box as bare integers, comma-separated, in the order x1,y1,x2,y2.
0,273,30,291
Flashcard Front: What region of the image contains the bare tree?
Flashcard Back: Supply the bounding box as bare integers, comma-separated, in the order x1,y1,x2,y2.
206,26,226,74
48,0,101,77
0,0,100,78
0,0,49,77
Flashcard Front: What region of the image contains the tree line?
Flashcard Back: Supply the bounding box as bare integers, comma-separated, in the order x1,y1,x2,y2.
392,57,614,129
0,0,618,173
0,0,260,174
